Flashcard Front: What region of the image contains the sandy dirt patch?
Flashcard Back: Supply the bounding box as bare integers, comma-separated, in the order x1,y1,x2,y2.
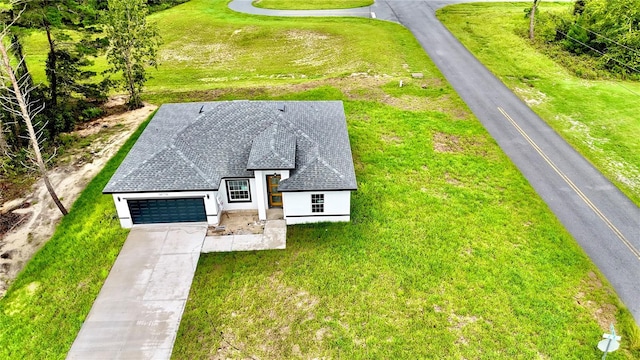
0,96,156,297
514,86,547,106
207,211,265,236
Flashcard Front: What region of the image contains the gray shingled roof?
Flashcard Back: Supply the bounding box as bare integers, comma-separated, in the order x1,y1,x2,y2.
247,123,296,170
103,101,357,193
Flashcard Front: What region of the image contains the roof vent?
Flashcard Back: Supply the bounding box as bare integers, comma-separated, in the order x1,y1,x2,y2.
199,105,205,114
277,103,286,112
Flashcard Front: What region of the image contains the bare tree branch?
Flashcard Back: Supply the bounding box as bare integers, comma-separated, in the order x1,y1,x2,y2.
1,7,68,215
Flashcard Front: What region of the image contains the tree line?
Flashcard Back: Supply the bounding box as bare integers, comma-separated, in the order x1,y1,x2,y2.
530,0,640,79
1,0,175,214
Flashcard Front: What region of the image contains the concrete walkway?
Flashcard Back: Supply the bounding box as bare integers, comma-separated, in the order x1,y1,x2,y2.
202,219,287,252
67,225,207,359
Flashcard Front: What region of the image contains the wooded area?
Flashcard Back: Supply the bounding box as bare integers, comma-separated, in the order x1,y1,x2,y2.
0,0,174,210
532,0,640,78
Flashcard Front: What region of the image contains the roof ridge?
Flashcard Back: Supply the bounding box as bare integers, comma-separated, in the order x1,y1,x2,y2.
106,145,172,189
109,102,219,187
282,157,350,189
247,121,296,170
172,145,218,188
270,123,296,168
318,157,346,180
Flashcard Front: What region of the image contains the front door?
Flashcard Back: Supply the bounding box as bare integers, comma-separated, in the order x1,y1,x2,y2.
267,175,282,208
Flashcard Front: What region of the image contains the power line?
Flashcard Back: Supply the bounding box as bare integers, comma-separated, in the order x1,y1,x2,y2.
525,7,640,97
570,22,640,58
555,28,640,75
544,12,640,65
555,29,640,98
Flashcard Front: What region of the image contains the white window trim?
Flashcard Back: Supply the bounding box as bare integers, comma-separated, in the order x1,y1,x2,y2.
226,179,251,203
311,193,324,213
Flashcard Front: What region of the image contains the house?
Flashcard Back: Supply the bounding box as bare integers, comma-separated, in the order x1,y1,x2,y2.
103,100,357,228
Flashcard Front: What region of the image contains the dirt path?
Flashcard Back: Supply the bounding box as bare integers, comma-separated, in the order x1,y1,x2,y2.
0,97,157,297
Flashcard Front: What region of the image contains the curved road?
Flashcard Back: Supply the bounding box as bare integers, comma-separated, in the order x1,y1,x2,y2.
229,0,640,324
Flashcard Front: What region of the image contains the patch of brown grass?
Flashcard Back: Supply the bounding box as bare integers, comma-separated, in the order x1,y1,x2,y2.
150,76,474,118
444,172,463,186
381,133,402,144
434,133,463,153
574,271,618,330
382,95,433,112
433,132,489,157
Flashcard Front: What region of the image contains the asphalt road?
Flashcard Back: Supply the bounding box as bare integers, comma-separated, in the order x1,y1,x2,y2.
229,0,640,325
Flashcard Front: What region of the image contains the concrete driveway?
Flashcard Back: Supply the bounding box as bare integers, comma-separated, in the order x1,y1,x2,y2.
67,225,206,359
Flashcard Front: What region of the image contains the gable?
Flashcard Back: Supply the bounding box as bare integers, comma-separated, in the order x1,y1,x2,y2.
103,101,357,194
247,124,296,170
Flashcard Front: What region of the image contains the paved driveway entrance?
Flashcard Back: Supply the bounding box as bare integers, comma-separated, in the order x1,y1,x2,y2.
67,225,206,359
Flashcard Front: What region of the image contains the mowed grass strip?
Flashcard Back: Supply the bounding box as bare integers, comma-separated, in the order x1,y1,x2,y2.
23,0,417,93
253,0,373,10
437,2,640,205
173,88,640,358
0,117,151,359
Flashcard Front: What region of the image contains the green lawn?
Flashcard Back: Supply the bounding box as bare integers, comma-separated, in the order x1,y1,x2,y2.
0,118,148,358
437,2,640,206
23,0,417,94
253,0,373,10
173,92,639,359
3,0,638,358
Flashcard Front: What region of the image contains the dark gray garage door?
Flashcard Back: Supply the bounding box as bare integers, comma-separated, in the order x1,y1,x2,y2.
128,198,206,224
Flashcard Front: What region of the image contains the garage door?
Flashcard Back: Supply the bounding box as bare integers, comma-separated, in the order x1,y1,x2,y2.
128,198,206,224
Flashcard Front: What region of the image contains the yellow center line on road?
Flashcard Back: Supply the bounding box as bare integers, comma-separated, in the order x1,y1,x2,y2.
497,107,640,260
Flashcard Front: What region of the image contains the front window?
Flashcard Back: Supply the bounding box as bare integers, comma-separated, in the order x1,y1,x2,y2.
226,179,251,202
311,194,324,213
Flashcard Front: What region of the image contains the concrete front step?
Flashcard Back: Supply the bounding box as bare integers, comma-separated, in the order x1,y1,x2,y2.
202,219,286,252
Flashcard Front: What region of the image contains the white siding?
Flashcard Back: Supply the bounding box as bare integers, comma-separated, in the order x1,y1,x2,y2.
217,178,258,211
112,191,218,228
255,171,267,220
282,191,351,225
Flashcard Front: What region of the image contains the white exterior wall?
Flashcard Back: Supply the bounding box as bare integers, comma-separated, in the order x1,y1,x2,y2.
111,179,352,228
217,178,259,211
112,191,218,228
282,191,351,225
255,171,267,220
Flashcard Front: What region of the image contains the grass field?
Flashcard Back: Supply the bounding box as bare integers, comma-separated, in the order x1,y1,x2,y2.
2,0,638,358
0,118,147,358
437,2,640,206
253,0,373,10
23,0,420,94
174,92,639,359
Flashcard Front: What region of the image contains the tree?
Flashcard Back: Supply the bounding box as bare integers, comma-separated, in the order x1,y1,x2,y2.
1,8,68,215
104,0,160,109
15,0,82,109
550,0,640,77
0,117,7,155
7,0,108,138
529,0,541,40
